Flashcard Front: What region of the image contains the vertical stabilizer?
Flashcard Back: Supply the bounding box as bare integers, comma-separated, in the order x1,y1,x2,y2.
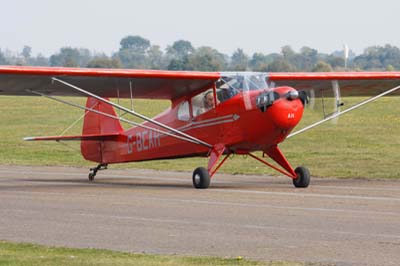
81,97,123,162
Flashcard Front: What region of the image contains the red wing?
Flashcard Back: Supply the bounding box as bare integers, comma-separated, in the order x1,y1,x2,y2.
268,72,400,96
0,66,220,100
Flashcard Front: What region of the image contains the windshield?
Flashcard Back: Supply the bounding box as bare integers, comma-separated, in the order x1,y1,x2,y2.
217,72,269,92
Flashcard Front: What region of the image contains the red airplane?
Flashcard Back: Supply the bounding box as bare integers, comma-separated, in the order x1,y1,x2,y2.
0,66,399,188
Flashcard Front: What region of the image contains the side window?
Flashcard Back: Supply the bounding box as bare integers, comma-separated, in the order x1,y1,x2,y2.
191,93,206,117
191,89,219,117
177,101,190,121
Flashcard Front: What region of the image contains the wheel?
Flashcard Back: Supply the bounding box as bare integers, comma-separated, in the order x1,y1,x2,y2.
192,167,210,189
88,173,95,181
293,166,310,188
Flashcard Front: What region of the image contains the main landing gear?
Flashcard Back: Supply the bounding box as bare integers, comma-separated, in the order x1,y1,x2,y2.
192,144,226,189
88,163,108,181
192,144,311,189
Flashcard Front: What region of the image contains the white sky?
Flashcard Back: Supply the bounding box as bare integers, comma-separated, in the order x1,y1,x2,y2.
1,0,399,56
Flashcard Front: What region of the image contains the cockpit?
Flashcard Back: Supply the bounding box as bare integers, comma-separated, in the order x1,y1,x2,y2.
216,72,269,102
178,72,270,120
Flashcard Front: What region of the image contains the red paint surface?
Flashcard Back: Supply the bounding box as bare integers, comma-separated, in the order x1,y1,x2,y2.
71,86,304,180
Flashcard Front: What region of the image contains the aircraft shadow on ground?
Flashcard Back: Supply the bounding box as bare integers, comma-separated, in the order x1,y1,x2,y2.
0,176,280,190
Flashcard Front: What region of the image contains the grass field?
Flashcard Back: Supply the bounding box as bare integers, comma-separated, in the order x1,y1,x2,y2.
0,241,312,266
0,95,399,179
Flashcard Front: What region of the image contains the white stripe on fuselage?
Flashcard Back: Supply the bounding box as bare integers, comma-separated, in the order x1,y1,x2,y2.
177,114,240,132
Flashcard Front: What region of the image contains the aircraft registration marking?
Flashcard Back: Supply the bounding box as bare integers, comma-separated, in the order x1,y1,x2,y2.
127,130,161,154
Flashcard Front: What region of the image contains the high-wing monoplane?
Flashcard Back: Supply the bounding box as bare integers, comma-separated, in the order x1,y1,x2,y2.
1,66,399,188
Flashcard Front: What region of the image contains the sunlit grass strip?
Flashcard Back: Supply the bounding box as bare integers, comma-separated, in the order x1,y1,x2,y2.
0,240,308,266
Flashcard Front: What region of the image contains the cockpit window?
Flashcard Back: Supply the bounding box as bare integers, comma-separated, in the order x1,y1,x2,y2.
190,73,269,117
246,74,268,90
218,72,268,93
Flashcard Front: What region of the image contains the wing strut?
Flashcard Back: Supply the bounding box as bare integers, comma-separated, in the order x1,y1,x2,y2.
288,84,400,138
28,90,210,147
51,78,213,148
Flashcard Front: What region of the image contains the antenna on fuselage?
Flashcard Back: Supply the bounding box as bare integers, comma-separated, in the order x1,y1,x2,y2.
129,81,134,111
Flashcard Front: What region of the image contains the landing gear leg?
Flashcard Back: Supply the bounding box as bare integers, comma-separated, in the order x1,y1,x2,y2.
88,163,108,181
249,145,311,188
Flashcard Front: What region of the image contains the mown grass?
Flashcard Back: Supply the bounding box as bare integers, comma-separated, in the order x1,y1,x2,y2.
0,241,306,266
0,95,399,179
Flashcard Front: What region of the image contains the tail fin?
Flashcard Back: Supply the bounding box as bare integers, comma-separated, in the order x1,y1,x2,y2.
81,97,123,163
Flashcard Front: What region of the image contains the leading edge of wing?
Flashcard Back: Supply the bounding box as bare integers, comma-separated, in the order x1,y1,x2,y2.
268,72,400,96
0,66,221,80
0,66,221,100
268,72,400,81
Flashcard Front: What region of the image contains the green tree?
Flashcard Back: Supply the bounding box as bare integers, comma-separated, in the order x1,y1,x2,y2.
280,46,319,71
386,64,395,71
230,48,249,71
167,40,194,59
120,35,150,53
249,53,279,71
298,46,318,71
50,47,91,67
281,45,296,59
21,45,32,60
186,46,227,71
166,40,194,70
147,45,165,69
30,54,49,66
353,44,400,70
0,49,7,64
380,44,400,69
266,57,295,72
87,56,122,68
326,55,345,69
115,49,148,69
167,58,189,70
312,61,332,72
116,35,152,68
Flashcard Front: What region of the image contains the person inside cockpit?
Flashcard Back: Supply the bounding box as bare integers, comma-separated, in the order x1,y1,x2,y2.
203,90,219,111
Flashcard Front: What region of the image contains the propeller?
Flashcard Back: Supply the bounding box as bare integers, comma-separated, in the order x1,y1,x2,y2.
300,80,343,125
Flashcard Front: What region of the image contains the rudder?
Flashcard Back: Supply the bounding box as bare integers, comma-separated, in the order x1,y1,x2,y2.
81,97,123,162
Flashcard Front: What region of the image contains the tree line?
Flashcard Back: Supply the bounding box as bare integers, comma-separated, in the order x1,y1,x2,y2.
1,35,400,72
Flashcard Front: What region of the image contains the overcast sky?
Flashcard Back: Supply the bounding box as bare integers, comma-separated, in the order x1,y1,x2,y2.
1,0,399,56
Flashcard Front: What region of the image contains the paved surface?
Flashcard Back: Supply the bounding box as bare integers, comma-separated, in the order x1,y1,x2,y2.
0,165,399,266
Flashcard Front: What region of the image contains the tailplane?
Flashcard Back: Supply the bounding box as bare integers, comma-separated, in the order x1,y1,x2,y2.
24,97,123,163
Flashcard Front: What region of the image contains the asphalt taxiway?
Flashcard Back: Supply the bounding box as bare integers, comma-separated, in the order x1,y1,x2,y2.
0,165,399,266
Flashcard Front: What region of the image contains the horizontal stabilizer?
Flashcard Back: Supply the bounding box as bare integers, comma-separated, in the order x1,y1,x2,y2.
23,133,120,142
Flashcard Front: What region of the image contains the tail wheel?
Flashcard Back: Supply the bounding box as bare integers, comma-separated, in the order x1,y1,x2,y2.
88,173,95,181
192,167,210,189
293,166,310,188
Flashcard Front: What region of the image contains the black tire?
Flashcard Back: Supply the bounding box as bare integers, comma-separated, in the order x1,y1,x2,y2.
192,167,210,189
293,166,310,188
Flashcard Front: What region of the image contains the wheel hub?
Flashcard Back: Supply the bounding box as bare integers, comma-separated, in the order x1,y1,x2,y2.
194,174,201,185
